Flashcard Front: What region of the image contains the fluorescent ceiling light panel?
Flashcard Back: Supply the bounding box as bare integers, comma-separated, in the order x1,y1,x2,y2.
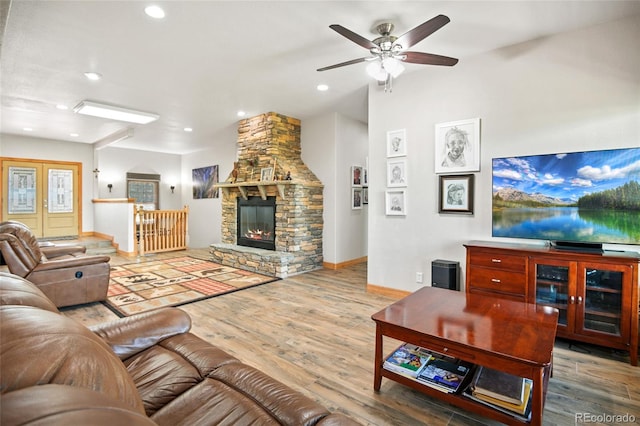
74,101,159,124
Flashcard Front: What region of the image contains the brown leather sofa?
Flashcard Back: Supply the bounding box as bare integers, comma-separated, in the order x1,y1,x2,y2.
0,272,360,426
0,221,110,307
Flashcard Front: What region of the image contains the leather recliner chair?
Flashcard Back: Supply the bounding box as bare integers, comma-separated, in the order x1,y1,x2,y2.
0,221,110,307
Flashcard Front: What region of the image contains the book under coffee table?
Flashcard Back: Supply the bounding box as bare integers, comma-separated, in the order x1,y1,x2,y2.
372,286,559,425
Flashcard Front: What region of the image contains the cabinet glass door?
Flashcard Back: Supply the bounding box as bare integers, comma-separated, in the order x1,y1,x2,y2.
582,268,623,336
535,264,570,326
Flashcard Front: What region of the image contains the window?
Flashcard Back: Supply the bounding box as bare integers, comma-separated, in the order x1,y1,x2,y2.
127,173,160,209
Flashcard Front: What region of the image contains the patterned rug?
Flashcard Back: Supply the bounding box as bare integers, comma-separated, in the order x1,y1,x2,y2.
104,256,278,317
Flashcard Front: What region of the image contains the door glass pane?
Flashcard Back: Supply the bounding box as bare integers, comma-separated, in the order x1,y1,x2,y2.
536,264,569,326
8,167,37,214
584,269,622,336
48,169,74,213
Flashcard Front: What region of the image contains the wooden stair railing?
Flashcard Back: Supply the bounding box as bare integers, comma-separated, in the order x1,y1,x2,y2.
135,205,189,255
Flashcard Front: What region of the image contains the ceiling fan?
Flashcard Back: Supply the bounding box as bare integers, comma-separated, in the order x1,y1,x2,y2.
317,15,458,91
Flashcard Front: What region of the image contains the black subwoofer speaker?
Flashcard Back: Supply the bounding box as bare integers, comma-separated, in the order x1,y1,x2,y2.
431,259,459,291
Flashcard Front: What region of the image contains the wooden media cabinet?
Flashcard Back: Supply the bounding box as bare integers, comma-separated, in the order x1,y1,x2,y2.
465,241,640,366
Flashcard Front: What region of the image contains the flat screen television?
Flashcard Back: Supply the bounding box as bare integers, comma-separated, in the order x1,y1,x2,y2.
492,146,640,251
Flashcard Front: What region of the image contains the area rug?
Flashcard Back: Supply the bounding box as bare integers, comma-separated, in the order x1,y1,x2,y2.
104,256,278,317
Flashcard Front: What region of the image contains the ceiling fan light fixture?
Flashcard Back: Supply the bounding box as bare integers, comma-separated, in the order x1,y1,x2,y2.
74,100,159,124
382,57,404,78
366,61,388,82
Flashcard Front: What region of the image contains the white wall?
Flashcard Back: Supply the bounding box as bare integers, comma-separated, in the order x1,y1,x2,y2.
302,113,338,263
0,134,95,232
180,123,237,248
96,147,182,209
367,14,640,293
302,112,368,265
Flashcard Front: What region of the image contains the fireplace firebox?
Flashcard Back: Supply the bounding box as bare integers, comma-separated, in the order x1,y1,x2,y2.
237,196,276,250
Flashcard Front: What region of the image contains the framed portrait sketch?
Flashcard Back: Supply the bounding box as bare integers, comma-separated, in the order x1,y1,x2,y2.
352,188,363,210
434,118,480,174
351,165,363,187
385,189,406,216
438,174,474,214
260,167,273,181
387,158,407,187
387,129,407,157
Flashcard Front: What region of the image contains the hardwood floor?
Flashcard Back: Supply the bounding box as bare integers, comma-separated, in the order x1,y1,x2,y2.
60,249,640,425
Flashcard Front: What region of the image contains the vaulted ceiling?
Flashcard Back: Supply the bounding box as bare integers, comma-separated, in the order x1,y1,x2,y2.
2,1,639,155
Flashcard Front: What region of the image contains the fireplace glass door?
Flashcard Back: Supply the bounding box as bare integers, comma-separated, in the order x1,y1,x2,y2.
237,196,276,250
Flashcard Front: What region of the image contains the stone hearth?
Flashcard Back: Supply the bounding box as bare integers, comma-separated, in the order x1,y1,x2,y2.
211,112,323,278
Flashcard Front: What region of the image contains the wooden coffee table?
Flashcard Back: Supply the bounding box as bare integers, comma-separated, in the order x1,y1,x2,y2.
372,286,559,425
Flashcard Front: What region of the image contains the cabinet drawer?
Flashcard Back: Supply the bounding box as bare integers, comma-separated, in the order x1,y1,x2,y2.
468,266,526,295
469,250,526,272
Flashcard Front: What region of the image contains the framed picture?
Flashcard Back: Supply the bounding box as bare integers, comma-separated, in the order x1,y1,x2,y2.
363,187,369,205
352,187,363,210
387,158,407,187
438,174,474,214
192,165,219,199
385,189,406,216
260,167,273,181
387,129,407,157
434,118,480,173
351,165,363,186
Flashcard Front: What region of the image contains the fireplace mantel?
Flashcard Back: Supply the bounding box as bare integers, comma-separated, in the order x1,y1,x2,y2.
215,181,323,200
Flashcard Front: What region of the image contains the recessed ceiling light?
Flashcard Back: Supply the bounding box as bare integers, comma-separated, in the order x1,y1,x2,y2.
84,72,102,81
317,84,329,91
145,5,165,19
56,104,69,110
70,133,79,137
184,127,193,132
237,111,246,117
23,127,33,132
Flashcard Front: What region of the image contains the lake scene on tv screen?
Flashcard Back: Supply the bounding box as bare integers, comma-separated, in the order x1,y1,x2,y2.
492,147,640,245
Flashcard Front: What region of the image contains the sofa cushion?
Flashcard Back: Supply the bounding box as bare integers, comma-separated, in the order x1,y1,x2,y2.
0,305,145,414
124,332,241,416
0,272,59,312
1,385,156,426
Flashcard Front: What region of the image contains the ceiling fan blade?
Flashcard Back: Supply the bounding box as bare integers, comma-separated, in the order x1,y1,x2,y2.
329,24,377,50
394,15,451,49
317,57,370,72
402,51,458,66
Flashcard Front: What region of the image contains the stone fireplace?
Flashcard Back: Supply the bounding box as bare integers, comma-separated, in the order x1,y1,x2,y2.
210,112,323,278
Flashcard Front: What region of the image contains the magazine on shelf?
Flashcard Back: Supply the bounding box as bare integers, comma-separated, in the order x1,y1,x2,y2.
416,355,474,393
474,379,533,415
470,366,526,405
464,379,533,421
383,343,433,378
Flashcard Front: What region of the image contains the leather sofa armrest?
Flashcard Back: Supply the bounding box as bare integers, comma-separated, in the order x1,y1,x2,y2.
41,244,87,258
31,255,111,271
91,308,192,360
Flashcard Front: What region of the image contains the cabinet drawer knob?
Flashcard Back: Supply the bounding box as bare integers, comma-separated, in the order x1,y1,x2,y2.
491,259,502,263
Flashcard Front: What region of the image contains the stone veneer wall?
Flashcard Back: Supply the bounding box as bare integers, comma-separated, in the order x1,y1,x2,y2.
210,112,324,278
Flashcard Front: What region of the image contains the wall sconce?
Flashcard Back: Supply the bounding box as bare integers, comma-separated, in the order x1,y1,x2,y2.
107,183,113,193
170,185,175,194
